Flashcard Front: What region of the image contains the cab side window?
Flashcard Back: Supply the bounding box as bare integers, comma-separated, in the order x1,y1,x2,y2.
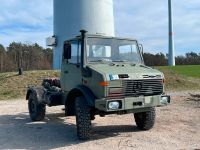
68,41,81,64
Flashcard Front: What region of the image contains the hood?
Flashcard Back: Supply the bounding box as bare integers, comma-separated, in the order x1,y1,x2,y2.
87,63,163,81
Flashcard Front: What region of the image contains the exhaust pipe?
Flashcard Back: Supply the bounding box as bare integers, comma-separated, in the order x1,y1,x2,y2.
80,30,91,77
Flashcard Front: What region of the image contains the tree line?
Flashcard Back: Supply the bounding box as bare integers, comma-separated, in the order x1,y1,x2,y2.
0,42,52,73
0,42,200,73
143,52,200,66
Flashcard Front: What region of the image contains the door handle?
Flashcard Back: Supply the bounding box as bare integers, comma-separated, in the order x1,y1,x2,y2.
64,71,69,74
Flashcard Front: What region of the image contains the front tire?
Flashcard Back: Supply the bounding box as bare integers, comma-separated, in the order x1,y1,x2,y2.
134,107,156,130
28,92,46,121
75,96,91,140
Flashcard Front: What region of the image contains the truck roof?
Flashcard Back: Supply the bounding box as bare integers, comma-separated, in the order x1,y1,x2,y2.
65,34,137,43
87,34,137,41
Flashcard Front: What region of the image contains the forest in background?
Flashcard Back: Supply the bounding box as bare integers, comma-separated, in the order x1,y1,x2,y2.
0,42,200,73
0,43,52,72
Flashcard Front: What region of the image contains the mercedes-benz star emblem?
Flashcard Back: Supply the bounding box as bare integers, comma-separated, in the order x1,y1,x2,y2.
132,81,143,93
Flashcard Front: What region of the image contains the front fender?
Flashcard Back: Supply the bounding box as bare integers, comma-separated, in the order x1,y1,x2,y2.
75,85,96,107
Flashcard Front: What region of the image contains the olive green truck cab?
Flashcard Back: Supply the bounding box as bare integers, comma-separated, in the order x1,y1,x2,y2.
26,30,170,140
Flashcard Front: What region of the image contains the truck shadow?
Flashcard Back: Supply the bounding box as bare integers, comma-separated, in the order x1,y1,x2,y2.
0,112,140,150
91,124,141,140
188,93,200,100
187,93,200,108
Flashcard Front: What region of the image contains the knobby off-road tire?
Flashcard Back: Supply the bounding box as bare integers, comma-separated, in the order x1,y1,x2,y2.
28,92,46,121
134,107,156,130
75,96,91,140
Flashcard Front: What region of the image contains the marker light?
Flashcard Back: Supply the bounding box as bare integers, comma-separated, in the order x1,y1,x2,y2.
108,88,123,98
109,88,123,94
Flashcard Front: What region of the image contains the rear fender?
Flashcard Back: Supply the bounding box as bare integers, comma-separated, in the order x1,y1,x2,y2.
26,87,45,102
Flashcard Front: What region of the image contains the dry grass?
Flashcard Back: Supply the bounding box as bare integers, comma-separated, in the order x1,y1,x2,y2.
0,70,59,100
0,66,200,100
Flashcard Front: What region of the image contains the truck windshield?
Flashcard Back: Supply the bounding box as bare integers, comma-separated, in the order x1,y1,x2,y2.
87,37,142,64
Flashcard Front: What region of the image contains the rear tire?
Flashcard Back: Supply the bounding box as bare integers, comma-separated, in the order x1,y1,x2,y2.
28,92,46,121
134,107,156,130
75,96,91,140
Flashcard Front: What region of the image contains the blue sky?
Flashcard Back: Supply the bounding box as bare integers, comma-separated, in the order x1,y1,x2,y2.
0,0,200,55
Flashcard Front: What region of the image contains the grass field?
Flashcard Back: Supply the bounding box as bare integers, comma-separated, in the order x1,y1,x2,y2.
157,65,200,91
158,65,200,78
0,65,200,100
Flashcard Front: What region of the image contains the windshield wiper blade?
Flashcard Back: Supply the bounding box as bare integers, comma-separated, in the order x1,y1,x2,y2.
89,59,103,62
112,60,126,62
90,58,112,62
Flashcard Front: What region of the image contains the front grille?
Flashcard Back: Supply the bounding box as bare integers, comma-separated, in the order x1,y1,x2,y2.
122,79,163,97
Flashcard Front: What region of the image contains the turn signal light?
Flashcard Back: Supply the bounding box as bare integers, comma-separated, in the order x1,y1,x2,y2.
99,81,109,86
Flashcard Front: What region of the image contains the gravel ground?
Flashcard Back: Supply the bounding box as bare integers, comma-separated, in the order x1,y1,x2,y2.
0,92,200,150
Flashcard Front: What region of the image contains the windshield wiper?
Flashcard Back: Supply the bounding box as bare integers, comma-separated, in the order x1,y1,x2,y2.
112,60,126,62
89,59,103,62
90,58,112,62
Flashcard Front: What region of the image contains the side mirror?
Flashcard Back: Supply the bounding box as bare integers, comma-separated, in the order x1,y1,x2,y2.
63,43,71,59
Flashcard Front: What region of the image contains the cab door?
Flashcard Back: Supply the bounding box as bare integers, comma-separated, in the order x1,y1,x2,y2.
61,40,82,92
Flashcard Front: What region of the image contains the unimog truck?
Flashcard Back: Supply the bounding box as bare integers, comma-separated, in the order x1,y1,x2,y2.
26,30,170,140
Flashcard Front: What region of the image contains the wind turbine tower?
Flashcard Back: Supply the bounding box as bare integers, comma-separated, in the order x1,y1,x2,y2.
49,0,115,69
168,0,175,66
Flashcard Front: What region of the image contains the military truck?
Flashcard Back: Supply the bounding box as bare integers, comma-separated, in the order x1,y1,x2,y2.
26,30,170,140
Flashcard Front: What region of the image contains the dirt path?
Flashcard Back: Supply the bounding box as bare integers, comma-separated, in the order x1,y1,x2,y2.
0,92,200,150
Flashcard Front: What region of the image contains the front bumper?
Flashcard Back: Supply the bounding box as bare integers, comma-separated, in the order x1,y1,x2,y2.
95,95,170,112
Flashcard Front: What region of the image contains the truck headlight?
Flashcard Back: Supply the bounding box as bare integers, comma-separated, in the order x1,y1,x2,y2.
108,101,120,110
160,96,170,105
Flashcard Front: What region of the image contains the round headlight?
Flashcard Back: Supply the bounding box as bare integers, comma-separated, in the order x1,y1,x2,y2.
108,101,120,110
